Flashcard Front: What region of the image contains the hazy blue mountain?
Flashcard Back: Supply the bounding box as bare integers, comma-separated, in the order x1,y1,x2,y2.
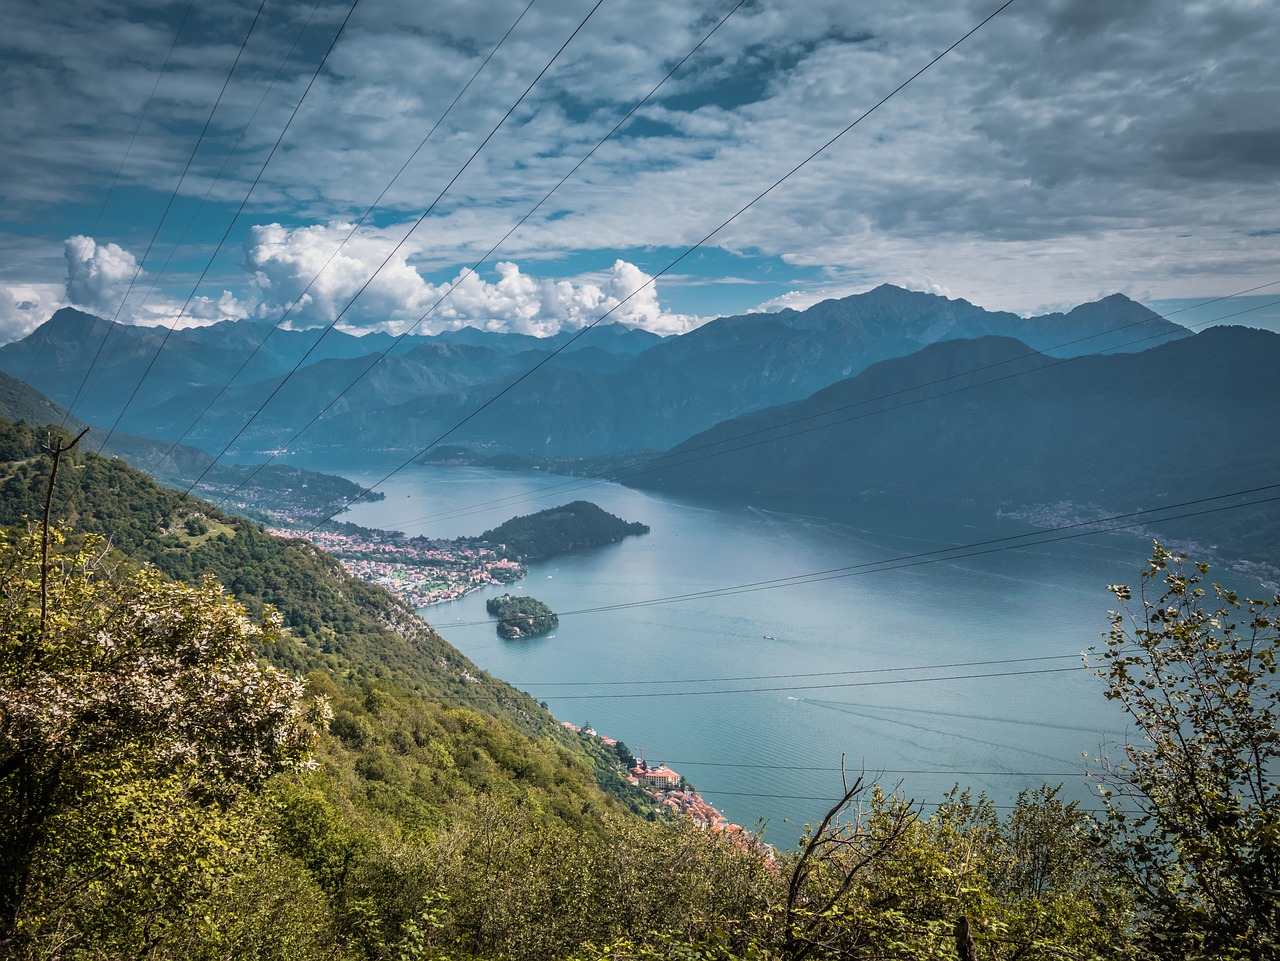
0,369,76,429
433,321,665,356
624,327,1280,566
0,367,382,520
295,286,1190,458
3,287,1191,460
125,339,535,451
0,309,418,427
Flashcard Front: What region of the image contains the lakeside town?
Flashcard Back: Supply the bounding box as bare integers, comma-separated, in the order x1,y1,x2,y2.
266,524,525,607
560,721,752,838
265,506,752,837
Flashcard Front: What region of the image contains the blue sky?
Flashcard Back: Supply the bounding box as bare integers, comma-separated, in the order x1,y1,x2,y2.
2,0,1279,342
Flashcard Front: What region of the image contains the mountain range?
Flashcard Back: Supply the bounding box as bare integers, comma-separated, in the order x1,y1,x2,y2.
1,285,1187,459
4,283,1273,571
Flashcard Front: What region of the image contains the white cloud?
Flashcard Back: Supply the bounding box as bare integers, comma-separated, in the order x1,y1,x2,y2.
750,289,839,314
244,222,701,335
182,290,252,325
63,235,141,315
0,283,62,343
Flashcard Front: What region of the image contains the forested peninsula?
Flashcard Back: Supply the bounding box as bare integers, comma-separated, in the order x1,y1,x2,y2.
469,499,650,559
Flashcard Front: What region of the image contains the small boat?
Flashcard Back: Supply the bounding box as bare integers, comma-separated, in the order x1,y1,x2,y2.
762,634,776,640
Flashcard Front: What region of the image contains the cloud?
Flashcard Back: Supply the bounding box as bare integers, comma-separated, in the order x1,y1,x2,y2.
4,0,1279,327
63,235,141,315
0,283,62,344
244,222,700,335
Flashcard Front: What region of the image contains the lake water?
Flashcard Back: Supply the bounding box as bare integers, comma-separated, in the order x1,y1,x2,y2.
315,462,1238,847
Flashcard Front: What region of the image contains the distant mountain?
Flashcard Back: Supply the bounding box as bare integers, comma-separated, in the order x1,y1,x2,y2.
434,322,665,356
0,368,382,521
0,369,75,429
0,308,419,428
1,287,1191,460
295,286,1191,458
625,327,1280,568
126,339,535,449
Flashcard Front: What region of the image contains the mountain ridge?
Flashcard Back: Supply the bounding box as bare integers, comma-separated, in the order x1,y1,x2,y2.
0,286,1192,460
626,325,1280,571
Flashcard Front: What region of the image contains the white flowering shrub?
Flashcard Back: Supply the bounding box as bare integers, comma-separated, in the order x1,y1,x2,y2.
0,527,329,943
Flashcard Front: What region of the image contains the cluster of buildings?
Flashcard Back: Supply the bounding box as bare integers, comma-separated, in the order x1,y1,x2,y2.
562,722,744,834
267,526,524,607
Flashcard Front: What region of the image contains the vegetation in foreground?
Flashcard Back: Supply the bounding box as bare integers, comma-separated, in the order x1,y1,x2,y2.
1,425,1276,959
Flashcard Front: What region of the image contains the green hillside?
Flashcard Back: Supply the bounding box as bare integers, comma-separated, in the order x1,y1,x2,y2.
4,418,1275,960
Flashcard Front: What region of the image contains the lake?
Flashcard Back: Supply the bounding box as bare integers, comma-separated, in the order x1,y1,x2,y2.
314,461,1239,847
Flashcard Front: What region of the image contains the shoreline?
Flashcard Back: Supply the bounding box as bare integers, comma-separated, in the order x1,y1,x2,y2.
560,722,755,840
266,525,525,607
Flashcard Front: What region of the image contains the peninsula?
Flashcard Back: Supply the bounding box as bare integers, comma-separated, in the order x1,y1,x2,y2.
268,500,648,608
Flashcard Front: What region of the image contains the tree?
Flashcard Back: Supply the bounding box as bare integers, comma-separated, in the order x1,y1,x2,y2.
1092,543,1280,957
0,526,329,950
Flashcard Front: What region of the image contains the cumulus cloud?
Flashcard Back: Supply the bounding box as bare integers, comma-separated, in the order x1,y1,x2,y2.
63,235,140,314
0,283,61,343
181,290,251,326
244,222,700,336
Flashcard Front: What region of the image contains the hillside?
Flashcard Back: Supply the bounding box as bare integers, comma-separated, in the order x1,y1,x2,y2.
3,428,1271,958
470,499,651,559
2,424,798,958
0,368,385,525
628,327,1280,572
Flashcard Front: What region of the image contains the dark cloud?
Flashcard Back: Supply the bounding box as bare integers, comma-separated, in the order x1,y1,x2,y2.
1161,128,1280,182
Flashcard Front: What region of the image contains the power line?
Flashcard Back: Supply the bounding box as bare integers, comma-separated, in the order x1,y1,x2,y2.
92,0,364,455
79,0,329,418
197,0,752,512
172,0,609,511
687,790,1107,815
617,299,1280,486
510,651,1087,687
663,762,1087,776
360,291,1280,535
108,0,610,577
243,0,1021,564
136,0,542,482
428,484,1280,630
24,1,197,390
536,665,1086,700
61,0,273,429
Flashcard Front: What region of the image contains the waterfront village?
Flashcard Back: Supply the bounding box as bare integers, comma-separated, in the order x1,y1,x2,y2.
560,722,751,838
267,525,525,608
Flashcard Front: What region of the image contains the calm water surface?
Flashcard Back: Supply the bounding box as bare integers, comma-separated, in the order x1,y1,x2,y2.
320,463,1234,847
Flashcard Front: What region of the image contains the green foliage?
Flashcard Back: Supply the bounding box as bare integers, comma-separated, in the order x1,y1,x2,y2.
14,419,1277,961
472,500,649,560
0,526,333,958
771,780,1134,961
1094,543,1280,958
0,421,560,736
486,592,559,638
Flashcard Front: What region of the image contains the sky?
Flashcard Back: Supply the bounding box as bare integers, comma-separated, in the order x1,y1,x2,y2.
2,0,1279,343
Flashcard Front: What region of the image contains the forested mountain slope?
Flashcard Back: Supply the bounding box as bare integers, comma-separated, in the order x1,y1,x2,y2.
630,327,1280,572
